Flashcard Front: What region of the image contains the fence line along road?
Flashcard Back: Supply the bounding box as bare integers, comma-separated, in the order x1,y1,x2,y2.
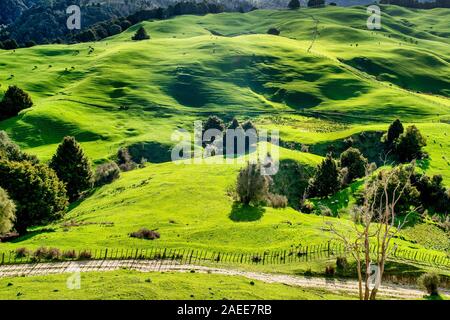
1,241,449,269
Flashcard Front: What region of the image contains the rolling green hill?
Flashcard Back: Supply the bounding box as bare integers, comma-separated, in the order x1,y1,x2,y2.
0,6,449,268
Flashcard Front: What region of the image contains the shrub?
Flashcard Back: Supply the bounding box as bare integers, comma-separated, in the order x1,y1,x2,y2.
117,147,137,172
108,24,122,36
0,86,33,120
395,125,427,162
15,247,30,258
267,28,280,36
0,187,16,235
300,199,316,214
318,205,333,217
307,154,341,198
267,193,288,208
62,250,77,259
50,136,93,201
236,162,271,206
340,147,368,183
132,26,150,40
325,265,335,276
336,256,348,274
78,250,92,260
33,247,61,260
130,228,160,240
418,272,440,296
0,160,68,234
94,162,120,186
384,119,404,145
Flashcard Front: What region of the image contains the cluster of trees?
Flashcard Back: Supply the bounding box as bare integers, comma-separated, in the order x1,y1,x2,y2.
0,86,33,121
132,27,150,41
383,119,427,162
380,0,450,9
202,115,258,155
288,0,326,9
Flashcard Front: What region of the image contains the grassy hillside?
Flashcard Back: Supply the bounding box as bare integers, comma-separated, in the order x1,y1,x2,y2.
0,6,449,272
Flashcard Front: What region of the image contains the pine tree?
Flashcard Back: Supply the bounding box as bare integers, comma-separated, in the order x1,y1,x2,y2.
307,154,341,198
50,136,93,201
288,0,301,9
132,26,150,41
386,119,404,145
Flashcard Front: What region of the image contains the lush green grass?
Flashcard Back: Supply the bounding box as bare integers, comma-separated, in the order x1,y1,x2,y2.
0,5,448,282
0,269,356,300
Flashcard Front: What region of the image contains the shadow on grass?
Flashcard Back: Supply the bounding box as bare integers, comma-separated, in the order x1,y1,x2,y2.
229,202,265,222
10,228,56,243
424,294,444,300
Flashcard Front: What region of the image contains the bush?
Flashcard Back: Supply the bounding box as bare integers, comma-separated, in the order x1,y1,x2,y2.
132,26,150,40
15,247,30,258
78,250,92,260
267,28,280,35
340,147,368,183
117,147,137,171
307,154,341,198
94,162,120,186
336,256,348,274
0,187,16,235
50,136,93,201
130,228,160,240
0,160,68,234
325,265,335,276
395,125,427,162
418,272,440,296
33,247,61,261
236,162,271,206
0,85,33,120
267,193,288,208
62,250,77,259
0,131,38,163
300,199,316,214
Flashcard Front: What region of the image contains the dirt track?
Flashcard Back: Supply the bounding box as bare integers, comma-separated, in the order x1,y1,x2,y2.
0,259,444,299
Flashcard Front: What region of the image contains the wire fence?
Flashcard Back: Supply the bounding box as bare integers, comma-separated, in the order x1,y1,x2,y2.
1,241,449,269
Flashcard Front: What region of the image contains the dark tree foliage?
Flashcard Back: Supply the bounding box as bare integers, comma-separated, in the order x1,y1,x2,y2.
288,0,301,9
228,118,241,130
385,119,404,145
236,162,271,205
0,85,33,120
132,26,150,41
0,131,38,164
267,28,281,35
412,173,449,214
340,147,368,183
307,154,341,198
380,0,450,9
1,39,18,50
50,136,93,201
307,0,325,7
395,125,427,162
0,160,68,234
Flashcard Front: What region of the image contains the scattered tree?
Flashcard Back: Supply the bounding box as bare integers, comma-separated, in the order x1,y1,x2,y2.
0,160,68,234
0,187,16,235
132,26,150,41
418,272,440,296
50,136,93,201
236,162,271,206
384,119,404,145
0,85,33,120
340,147,368,183
267,28,281,35
395,125,427,162
307,154,341,198
117,147,137,171
288,0,301,9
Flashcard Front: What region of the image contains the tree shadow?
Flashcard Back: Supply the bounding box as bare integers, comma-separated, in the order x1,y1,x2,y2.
9,228,56,243
229,202,265,222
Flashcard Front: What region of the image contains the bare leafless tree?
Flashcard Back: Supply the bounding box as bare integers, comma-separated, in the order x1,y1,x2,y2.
326,161,416,300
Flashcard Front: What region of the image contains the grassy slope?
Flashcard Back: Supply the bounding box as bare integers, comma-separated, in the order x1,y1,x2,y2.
0,269,355,300
0,6,448,263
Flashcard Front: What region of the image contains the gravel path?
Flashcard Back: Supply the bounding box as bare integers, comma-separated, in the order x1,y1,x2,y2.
0,259,443,299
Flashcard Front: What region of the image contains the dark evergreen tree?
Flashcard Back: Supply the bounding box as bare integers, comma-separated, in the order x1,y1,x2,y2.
340,147,368,183
132,26,150,41
50,136,93,201
307,154,341,198
0,160,68,234
307,0,325,7
267,28,281,35
395,125,427,162
385,119,404,145
288,0,301,9
0,85,33,120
